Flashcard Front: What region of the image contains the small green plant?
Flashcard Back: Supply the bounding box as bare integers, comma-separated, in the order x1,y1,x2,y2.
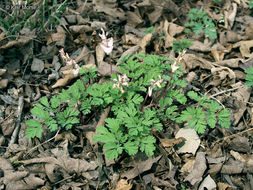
213,0,221,3
172,39,193,53
143,26,155,35
26,53,230,160
245,67,253,87
249,0,253,9
185,8,217,39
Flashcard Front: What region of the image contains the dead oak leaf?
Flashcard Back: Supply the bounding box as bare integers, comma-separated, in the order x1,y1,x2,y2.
121,156,162,180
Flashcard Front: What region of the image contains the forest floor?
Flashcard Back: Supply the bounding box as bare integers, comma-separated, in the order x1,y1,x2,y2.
0,0,253,190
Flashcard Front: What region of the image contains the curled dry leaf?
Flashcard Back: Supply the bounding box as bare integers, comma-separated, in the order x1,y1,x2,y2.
139,33,153,53
231,83,251,126
181,54,214,72
184,152,207,186
233,40,253,58
114,179,133,190
209,67,236,86
0,29,36,50
159,137,185,149
229,136,251,153
0,157,44,190
46,25,66,46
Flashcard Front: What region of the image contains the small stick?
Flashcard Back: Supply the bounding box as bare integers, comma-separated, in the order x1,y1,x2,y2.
208,85,244,98
9,96,24,145
25,129,60,157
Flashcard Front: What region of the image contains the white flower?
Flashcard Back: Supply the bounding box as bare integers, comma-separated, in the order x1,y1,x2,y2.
99,28,114,55
148,75,163,97
112,74,129,93
171,62,179,73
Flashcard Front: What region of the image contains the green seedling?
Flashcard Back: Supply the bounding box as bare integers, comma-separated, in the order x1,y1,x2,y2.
185,8,217,39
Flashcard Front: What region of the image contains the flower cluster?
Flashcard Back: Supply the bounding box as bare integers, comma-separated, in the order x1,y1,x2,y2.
59,49,80,76
112,74,129,93
99,28,114,55
148,75,164,97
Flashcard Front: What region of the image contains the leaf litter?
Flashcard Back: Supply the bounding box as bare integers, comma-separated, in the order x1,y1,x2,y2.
0,0,253,189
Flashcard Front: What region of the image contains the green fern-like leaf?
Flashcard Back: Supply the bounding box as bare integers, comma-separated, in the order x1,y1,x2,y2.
25,119,43,138
245,67,253,87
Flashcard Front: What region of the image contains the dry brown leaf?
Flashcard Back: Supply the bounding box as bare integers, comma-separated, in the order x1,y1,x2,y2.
123,33,140,45
0,29,36,50
0,79,8,89
211,43,228,61
233,40,253,58
229,136,251,153
52,73,75,88
209,67,236,86
69,25,93,33
190,40,212,52
181,54,214,72
214,58,242,68
0,69,6,76
147,6,163,25
169,22,184,37
181,159,195,173
227,3,237,28
114,179,133,190
217,182,232,190
126,10,143,27
163,20,174,48
245,23,253,39
184,152,207,186
46,25,66,46
221,165,243,174
159,137,185,148
98,61,120,76
230,150,253,167
117,45,141,66
121,156,162,179
96,44,105,63
231,83,251,125
139,33,152,53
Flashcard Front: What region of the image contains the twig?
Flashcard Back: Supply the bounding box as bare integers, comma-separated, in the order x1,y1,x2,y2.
223,127,253,141
25,128,60,157
209,96,225,109
208,85,244,98
9,96,24,145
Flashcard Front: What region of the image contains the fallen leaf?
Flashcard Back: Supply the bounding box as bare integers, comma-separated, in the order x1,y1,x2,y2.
198,175,217,190
175,128,200,155
209,66,236,86
114,179,132,190
233,40,253,58
231,83,251,125
217,182,231,190
159,137,185,148
31,58,44,73
229,136,251,153
121,156,162,180
0,29,36,50
184,152,207,186
46,25,66,46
